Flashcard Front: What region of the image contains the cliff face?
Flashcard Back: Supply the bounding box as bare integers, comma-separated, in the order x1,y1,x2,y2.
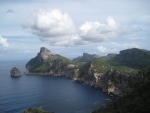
69,61,141,96
26,47,149,96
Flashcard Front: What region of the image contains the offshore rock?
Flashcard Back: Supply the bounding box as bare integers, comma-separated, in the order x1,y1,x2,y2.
10,67,22,76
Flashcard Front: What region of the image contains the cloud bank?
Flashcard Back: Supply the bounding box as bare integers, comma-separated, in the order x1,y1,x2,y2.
22,9,141,46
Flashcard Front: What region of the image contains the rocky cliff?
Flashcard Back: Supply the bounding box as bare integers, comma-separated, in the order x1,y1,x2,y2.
70,61,140,96
26,47,149,96
92,66,150,113
10,67,22,76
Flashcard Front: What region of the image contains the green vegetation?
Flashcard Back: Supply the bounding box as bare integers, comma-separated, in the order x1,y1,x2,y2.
29,62,49,73
23,108,54,113
92,67,150,113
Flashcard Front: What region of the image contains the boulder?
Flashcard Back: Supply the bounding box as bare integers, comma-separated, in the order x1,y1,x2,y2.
10,67,22,76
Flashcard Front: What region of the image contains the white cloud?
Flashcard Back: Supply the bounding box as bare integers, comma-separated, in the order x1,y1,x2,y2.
22,9,75,38
79,16,120,42
0,36,9,47
97,46,107,52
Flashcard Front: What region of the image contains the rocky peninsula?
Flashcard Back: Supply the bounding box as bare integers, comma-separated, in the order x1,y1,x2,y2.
25,47,150,96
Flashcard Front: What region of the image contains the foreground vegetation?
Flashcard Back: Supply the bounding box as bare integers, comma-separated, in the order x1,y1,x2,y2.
22,108,54,113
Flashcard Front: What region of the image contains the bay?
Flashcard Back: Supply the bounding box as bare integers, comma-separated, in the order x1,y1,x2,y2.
0,60,111,113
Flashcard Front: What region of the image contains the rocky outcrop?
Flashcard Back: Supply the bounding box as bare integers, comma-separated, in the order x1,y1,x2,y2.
10,67,22,76
73,53,101,62
26,47,54,68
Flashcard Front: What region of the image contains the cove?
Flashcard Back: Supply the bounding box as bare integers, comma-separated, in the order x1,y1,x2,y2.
0,60,111,113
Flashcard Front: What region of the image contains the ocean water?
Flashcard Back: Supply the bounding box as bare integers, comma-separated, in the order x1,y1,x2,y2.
0,60,111,113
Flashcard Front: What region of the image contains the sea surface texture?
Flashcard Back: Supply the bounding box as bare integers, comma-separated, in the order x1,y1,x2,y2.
0,60,111,113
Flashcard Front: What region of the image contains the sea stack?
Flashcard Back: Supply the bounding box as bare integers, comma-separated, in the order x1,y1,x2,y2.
10,67,22,76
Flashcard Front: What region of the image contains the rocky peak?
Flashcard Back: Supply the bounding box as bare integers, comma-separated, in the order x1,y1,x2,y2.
40,47,52,54
38,47,53,60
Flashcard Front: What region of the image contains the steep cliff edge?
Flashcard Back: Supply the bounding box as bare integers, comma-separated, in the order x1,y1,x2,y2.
26,47,149,96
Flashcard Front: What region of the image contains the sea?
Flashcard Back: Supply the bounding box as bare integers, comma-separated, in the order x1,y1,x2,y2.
0,60,111,113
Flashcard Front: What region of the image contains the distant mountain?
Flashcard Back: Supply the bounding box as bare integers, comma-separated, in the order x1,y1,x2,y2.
98,53,117,61
73,53,101,62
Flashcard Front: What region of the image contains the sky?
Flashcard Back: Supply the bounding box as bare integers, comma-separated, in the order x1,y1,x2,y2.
0,0,150,61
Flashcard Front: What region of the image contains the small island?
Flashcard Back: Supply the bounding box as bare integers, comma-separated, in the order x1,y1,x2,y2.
10,67,22,77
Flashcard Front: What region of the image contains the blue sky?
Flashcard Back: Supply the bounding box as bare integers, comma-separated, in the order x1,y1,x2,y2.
0,0,150,61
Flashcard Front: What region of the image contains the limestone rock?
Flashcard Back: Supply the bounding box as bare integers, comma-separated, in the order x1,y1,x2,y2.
10,67,22,76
